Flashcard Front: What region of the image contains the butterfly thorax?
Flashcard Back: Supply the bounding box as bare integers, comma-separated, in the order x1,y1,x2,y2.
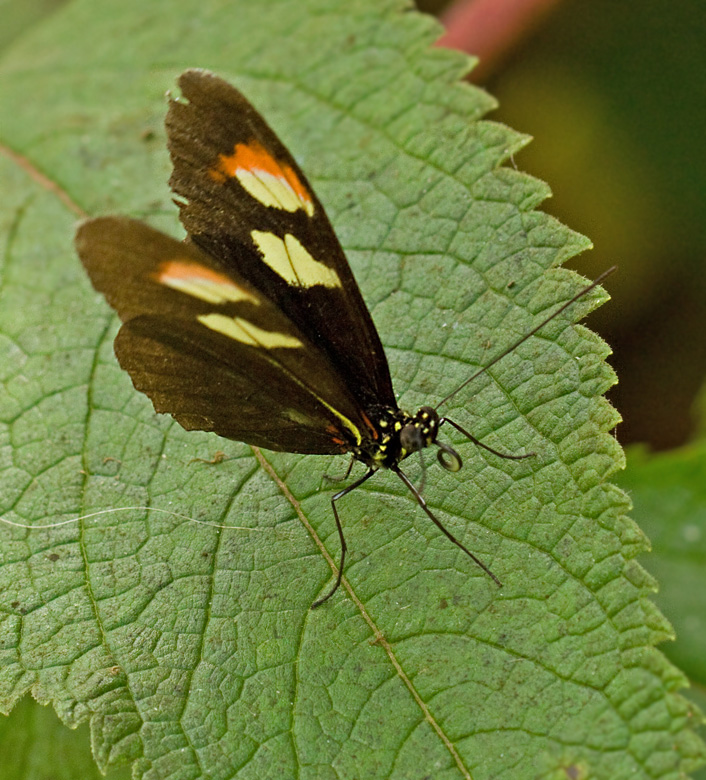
355,406,440,469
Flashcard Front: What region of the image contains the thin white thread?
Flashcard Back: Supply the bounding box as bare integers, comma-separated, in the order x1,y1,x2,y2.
0,506,258,531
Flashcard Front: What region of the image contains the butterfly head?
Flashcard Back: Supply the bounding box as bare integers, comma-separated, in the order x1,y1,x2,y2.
399,406,462,473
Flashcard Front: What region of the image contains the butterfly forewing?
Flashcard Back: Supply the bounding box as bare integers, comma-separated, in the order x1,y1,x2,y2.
166,69,396,413
76,217,371,454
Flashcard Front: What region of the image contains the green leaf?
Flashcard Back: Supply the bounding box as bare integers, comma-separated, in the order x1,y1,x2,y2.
1,1,703,778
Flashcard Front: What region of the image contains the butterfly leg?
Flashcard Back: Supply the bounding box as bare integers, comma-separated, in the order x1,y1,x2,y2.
391,465,502,587
440,417,536,460
311,467,377,608
322,455,356,484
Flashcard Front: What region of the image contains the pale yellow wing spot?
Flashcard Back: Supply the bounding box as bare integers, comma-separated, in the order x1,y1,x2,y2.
251,231,341,289
155,261,258,305
198,313,302,349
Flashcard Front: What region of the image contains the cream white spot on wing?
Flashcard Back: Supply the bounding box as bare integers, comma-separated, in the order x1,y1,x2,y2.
236,170,302,213
251,231,341,289
198,313,302,349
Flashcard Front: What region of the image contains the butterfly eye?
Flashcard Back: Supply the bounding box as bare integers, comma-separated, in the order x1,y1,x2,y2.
436,441,462,472
399,423,425,454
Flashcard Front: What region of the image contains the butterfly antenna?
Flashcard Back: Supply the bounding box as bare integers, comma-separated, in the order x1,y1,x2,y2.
435,266,617,411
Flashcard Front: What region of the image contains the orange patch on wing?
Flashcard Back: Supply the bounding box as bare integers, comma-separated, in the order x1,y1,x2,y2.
155,261,232,287
360,412,378,439
154,260,257,305
326,424,346,448
211,139,314,215
209,168,227,183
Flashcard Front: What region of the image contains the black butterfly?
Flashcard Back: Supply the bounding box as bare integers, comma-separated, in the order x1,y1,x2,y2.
76,69,612,606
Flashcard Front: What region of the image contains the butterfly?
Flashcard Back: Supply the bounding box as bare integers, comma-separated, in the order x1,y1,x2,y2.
75,69,612,607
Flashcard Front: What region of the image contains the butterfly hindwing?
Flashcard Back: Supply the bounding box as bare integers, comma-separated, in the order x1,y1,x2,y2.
166,69,396,412
76,217,370,454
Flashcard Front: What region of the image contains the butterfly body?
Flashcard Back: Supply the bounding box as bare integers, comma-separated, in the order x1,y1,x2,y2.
355,406,441,469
